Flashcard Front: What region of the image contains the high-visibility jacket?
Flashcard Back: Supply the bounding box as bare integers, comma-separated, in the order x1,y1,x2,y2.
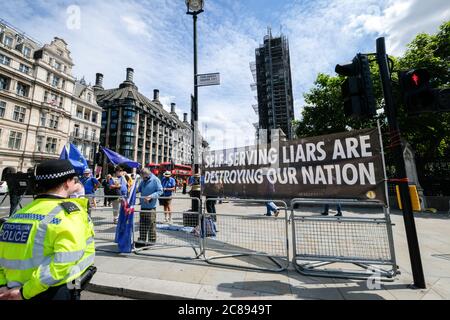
0,197,95,299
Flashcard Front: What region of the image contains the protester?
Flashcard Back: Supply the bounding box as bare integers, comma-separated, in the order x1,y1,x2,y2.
321,203,343,217
160,171,176,224
136,168,163,247
109,167,128,224
80,169,100,209
102,174,113,207
0,160,95,300
265,201,280,217
70,176,85,199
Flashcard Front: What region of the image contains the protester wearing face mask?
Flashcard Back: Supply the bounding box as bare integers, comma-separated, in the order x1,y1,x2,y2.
136,168,163,247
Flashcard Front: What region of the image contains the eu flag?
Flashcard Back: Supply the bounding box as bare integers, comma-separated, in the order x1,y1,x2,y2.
115,178,138,253
101,147,140,168
59,143,88,175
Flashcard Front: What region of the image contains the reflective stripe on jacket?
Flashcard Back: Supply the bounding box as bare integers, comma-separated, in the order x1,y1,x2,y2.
0,198,95,299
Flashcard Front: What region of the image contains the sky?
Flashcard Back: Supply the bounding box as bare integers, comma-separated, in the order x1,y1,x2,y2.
1,0,449,150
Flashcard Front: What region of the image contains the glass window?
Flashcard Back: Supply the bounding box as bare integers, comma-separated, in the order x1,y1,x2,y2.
23,47,32,58
3,36,13,47
45,137,57,153
13,106,26,123
87,93,92,102
0,101,5,118
92,112,98,123
36,135,44,152
0,54,11,66
40,112,47,126
8,131,22,150
49,93,58,106
55,61,62,70
91,129,96,140
74,124,80,137
16,83,29,97
52,76,60,87
19,64,30,74
77,107,83,118
0,75,10,91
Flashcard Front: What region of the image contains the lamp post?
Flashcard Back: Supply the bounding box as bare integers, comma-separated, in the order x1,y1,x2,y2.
186,0,204,213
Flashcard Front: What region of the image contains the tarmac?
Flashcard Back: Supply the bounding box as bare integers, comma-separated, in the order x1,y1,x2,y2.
2,192,450,300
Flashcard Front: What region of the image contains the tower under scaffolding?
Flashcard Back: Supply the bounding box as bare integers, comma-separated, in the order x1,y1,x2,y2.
251,27,294,143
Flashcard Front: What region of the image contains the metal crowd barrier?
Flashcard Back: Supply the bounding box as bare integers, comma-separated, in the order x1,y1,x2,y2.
202,198,289,272
133,196,203,260
290,198,399,281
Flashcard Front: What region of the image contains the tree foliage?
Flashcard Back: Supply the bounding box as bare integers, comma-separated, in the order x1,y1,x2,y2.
293,20,450,163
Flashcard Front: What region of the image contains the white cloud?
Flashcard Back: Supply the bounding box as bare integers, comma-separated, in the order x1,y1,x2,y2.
0,0,448,152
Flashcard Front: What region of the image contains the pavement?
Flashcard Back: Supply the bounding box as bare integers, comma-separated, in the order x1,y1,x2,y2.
2,192,450,300
85,193,450,300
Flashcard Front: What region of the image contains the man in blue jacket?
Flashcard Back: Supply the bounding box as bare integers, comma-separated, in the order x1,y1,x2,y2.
137,168,163,247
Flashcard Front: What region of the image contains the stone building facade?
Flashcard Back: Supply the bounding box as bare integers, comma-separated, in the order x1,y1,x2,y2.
0,20,76,177
95,68,193,170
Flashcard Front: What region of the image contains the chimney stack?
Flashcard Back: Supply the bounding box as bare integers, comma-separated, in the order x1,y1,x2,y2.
183,113,188,122
153,89,160,101
94,73,104,90
171,103,176,113
126,68,134,83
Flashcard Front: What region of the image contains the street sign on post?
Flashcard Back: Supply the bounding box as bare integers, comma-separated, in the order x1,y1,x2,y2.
197,73,220,87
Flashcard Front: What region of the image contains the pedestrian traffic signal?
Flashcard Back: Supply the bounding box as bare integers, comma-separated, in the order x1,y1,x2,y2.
399,69,435,114
335,54,376,119
435,88,450,112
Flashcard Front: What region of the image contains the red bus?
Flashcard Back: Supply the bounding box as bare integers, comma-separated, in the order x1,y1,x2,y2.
159,162,192,178
145,162,192,179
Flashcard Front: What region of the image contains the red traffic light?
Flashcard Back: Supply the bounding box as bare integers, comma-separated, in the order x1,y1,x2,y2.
402,69,430,90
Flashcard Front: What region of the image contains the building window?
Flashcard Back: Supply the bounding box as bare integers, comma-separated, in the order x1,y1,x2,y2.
49,115,59,129
0,101,5,118
8,131,22,150
52,76,60,87
13,106,26,123
59,97,63,108
45,137,57,153
56,49,63,57
0,54,11,66
40,112,47,126
49,93,58,106
91,129,97,141
92,112,98,123
36,135,44,152
3,36,13,47
83,127,88,139
84,110,90,121
87,93,92,103
76,106,83,118
0,75,10,91
23,46,32,58
61,79,66,90
46,72,51,83
74,124,80,137
19,64,30,74
16,82,29,97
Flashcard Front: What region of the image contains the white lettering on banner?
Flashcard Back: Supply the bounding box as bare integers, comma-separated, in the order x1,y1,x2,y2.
204,162,376,186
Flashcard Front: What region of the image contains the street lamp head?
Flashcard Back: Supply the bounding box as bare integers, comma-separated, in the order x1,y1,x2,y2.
186,0,204,14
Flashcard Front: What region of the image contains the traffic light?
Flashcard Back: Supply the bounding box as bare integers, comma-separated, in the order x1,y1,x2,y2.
335,54,376,119
435,88,450,112
399,69,435,114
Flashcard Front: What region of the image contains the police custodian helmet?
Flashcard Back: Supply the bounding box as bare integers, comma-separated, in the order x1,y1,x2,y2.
34,160,77,193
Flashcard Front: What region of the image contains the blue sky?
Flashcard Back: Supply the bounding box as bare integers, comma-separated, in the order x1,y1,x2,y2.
1,0,449,150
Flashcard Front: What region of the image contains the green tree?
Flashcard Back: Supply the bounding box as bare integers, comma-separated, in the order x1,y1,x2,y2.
294,20,450,164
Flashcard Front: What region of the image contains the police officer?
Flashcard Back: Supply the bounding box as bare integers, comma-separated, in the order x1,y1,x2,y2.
0,160,95,300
